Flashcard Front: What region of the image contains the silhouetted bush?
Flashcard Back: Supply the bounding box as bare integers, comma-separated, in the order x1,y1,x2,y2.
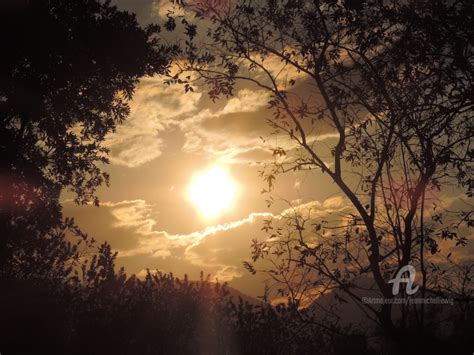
0,244,354,355
1,241,473,354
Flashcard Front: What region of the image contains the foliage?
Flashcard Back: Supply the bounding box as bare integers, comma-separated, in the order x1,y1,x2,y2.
0,0,173,273
0,245,348,355
169,0,474,336
0,244,471,353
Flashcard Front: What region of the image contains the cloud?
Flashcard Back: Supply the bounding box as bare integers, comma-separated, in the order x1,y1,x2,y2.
221,89,269,114
182,196,353,284
214,265,243,282
69,199,191,258
153,0,173,18
323,195,346,210
182,128,269,164
104,76,273,167
65,194,353,293
175,88,275,164
105,76,201,167
152,249,172,258
176,84,340,165
280,195,348,220
103,200,157,234
102,198,273,262
65,193,382,297
103,70,336,168
152,0,196,20
102,195,351,274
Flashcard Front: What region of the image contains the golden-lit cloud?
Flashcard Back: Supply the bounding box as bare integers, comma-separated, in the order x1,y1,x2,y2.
280,195,348,219
99,198,274,261
103,69,336,168
105,76,201,167
221,89,269,114
65,195,352,287
178,88,274,164
104,75,275,167
214,265,243,282
67,186,472,297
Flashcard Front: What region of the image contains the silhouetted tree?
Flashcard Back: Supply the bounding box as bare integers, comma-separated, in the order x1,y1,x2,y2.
169,0,473,340
0,0,173,275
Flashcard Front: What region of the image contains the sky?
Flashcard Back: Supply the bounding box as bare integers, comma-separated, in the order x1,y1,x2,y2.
61,0,472,298
57,0,332,297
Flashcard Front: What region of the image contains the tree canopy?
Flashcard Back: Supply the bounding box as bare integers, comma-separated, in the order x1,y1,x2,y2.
0,0,173,276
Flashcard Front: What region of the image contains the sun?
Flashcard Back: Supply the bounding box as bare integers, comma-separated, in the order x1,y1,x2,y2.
188,166,237,219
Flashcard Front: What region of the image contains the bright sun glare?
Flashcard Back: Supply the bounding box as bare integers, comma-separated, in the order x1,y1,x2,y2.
188,167,237,219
